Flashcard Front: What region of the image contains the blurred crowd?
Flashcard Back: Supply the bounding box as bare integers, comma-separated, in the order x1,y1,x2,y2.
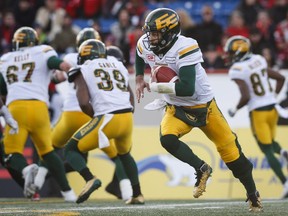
0,0,288,72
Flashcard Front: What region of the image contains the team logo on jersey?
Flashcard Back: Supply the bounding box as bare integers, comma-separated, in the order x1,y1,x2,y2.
165,56,176,63
146,54,155,62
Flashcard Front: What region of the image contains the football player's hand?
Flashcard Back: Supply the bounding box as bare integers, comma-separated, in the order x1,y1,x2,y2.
6,117,19,135
52,70,68,83
228,107,237,117
0,105,19,134
148,77,157,93
136,75,150,103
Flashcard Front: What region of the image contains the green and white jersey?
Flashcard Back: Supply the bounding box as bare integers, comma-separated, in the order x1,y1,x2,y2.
80,56,132,117
137,35,214,106
228,54,276,111
0,45,57,105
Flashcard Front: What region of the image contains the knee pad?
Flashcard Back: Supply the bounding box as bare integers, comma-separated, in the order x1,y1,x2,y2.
226,153,253,179
160,135,180,154
217,138,242,163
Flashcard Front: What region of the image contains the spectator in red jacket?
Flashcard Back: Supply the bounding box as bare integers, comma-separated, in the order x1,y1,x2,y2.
274,11,288,69
225,10,250,37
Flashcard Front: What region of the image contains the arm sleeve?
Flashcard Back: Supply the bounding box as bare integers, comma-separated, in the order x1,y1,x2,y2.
175,65,196,96
135,51,146,76
67,67,81,82
47,56,64,70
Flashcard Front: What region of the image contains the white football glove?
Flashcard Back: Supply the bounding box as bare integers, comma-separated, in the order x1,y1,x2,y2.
0,105,19,134
275,104,288,119
149,78,176,94
228,107,238,117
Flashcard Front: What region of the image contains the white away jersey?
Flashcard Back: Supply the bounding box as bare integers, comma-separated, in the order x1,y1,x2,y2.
62,52,81,111
228,54,276,111
0,45,57,105
136,35,214,106
80,57,132,117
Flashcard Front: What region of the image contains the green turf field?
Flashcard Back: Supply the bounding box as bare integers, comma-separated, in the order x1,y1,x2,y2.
0,198,287,216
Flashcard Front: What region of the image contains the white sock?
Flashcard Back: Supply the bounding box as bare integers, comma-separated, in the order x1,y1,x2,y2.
34,166,48,190
281,149,288,157
61,189,77,202
120,179,133,201
22,163,38,177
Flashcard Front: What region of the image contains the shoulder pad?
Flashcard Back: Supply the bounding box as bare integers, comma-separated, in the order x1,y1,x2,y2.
178,44,199,59
137,41,143,54
68,67,81,83
42,45,54,53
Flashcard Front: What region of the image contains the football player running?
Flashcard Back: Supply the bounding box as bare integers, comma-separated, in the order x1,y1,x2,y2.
225,35,288,199
34,28,133,201
65,39,143,204
135,8,262,212
0,26,76,202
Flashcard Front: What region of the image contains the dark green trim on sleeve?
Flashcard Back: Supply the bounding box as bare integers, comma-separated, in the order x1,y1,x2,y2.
47,56,63,70
135,51,146,76
0,73,7,96
175,65,196,96
179,48,200,59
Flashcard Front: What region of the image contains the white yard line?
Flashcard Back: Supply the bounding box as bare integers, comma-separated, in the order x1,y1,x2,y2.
0,200,285,214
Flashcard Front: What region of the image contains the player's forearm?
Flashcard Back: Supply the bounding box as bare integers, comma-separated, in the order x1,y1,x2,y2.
236,96,249,110
175,65,196,96
128,85,135,111
59,61,71,72
80,104,94,118
135,52,146,76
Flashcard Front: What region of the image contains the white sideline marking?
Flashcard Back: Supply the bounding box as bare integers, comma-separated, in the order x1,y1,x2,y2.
0,203,224,214
0,200,285,214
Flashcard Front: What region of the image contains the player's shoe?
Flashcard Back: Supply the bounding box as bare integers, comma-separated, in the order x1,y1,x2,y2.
281,180,288,199
193,163,212,198
119,179,133,201
105,181,121,199
246,191,263,212
23,163,39,198
125,194,145,205
31,191,41,201
76,177,102,204
61,189,77,202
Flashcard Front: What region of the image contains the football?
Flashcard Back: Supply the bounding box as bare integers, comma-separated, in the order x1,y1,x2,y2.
154,66,179,83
